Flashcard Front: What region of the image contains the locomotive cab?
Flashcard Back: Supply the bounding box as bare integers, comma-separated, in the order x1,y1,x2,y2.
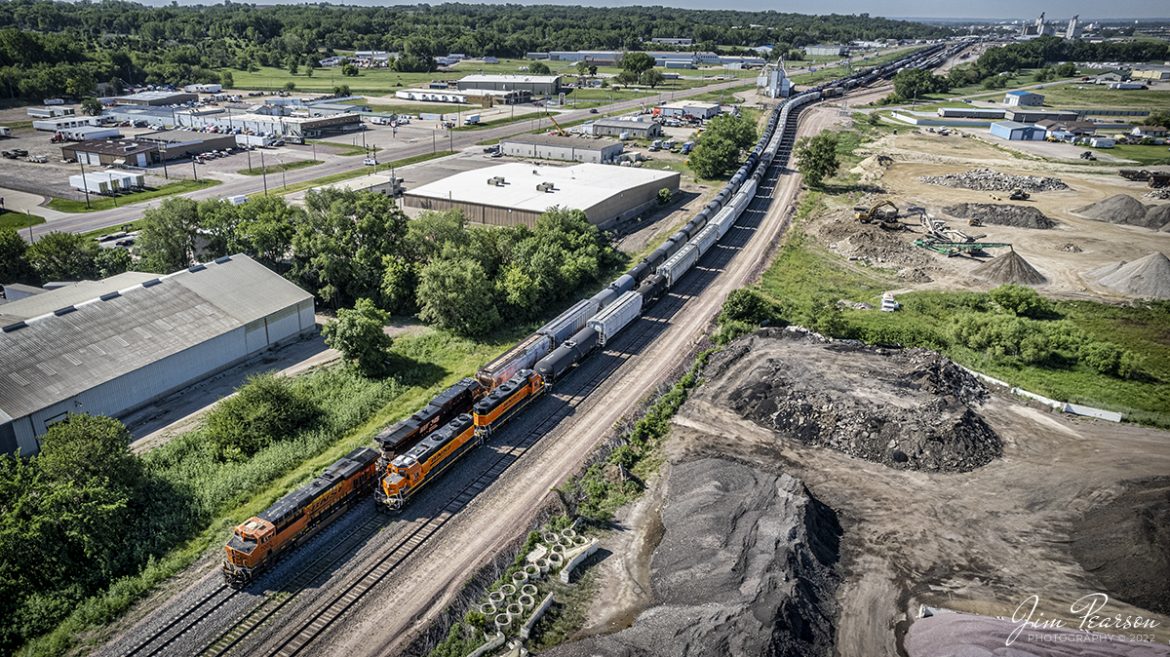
222,517,275,585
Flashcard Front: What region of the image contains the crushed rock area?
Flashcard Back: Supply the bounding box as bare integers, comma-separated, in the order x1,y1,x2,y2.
710,329,1001,472
545,461,841,657
943,202,1057,229
1074,194,1170,231
921,168,1069,192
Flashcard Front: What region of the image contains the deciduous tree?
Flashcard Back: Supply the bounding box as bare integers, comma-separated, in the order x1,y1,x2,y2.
794,132,840,188
323,298,395,377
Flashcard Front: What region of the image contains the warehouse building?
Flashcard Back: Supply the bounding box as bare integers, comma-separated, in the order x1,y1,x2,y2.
655,101,721,119
103,104,182,129
69,170,145,194
61,139,158,167
586,118,662,139
0,255,316,456
1130,68,1170,82
1005,108,1079,123
395,88,531,104
937,107,1006,120
804,44,848,57
114,91,198,106
138,130,239,159
403,163,679,228
456,74,561,95
500,135,623,164
651,37,694,46
989,120,1046,141
177,109,361,140
1004,90,1044,107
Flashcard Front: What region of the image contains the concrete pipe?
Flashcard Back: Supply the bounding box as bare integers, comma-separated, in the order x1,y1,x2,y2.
542,532,561,545
548,552,565,569
480,603,497,616
550,543,565,555
519,594,536,611
521,584,538,598
560,528,577,540
511,570,528,586
573,535,590,547
524,564,541,581
500,583,517,599
489,590,506,606
506,603,523,618
536,558,551,575
495,613,512,631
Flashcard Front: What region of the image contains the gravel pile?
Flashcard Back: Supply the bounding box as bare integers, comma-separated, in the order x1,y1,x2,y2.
1074,194,1170,230
1093,252,1170,299
544,464,841,657
721,331,1002,472
943,203,1056,229
1144,188,1170,200
907,612,1170,657
920,168,1069,192
972,250,1048,285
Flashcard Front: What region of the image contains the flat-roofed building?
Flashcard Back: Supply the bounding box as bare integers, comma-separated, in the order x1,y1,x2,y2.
804,44,848,57
61,138,158,167
500,134,623,164
402,162,679,228
176,109,361,140
0,255,316,456
137,130,239,159
655,100,721,119
1004,90,1044,106
1005,108,1079,123
32,115,101,132
1131,68,1170,81
114,91,198,106
456,74,561,95
585,118,662,139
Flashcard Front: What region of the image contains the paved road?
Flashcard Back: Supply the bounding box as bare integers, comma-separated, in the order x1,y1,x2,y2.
27,78,754,239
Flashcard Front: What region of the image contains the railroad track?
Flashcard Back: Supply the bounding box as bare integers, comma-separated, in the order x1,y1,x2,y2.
248,100,813,657
117,584,237,657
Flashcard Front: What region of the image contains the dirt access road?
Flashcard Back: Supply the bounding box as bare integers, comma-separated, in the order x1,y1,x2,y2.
306,89,883,657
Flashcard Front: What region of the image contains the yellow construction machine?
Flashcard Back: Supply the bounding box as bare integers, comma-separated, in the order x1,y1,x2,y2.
853,199,903,230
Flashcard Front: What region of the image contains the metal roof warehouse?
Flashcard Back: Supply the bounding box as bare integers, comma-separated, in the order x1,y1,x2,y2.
402,162,679,228
0,255,315,456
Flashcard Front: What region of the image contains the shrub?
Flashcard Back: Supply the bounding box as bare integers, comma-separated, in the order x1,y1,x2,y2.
989,284,1052,319
205,374,321,460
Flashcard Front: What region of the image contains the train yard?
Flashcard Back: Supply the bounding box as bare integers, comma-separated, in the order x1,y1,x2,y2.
92,46,954,657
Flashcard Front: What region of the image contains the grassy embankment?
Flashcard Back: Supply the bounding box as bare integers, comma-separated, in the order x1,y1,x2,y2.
46,179,220,213
0,209,45,230
718,118,1170,427
21,328,516,657
252,150,456,198
237,158,321,176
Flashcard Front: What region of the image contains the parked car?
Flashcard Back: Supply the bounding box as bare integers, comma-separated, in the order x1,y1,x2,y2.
589,108,599,114
363,157,378,166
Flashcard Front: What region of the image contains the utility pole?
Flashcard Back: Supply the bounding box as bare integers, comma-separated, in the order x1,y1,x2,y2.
191,157,198,181
160,147,169,179
77,158,91,209
432,130,436,153
260,149,268,195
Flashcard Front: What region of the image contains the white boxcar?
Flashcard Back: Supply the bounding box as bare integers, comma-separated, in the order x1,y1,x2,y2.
587,291,642,347
657,242,699,288
694,224,719,256
476,332,553,389
537,298,601,346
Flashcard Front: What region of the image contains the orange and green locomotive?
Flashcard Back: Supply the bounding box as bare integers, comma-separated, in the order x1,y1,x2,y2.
222,447,379,586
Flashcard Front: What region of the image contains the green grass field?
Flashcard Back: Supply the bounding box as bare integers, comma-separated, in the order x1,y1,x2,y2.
1089,143,1170,166
47,179,220,213
237,159,321,176
1032,82,1170,110
261,150,456,197
0,209,45,230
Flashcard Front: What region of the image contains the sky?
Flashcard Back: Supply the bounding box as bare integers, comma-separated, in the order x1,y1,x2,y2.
157,0,1169,20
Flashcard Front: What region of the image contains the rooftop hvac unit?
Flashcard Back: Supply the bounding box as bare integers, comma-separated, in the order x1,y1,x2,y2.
536,182,556,193
487,176,507,186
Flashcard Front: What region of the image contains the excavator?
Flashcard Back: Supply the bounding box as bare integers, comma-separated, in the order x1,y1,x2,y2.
852,199,903,230
546,113,567,136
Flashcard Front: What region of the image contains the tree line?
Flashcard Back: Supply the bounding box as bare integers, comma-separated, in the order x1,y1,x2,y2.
947,36,1170,90
0,1,950,98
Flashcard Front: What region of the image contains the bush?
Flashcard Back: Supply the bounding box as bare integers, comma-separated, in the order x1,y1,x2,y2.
1079,342,1123,377
205,374,321,460
989,284,1051,318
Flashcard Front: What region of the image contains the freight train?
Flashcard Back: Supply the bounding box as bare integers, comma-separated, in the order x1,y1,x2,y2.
221,44,947,582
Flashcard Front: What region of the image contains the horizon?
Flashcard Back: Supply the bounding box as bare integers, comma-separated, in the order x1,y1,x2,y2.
114,0,1170,21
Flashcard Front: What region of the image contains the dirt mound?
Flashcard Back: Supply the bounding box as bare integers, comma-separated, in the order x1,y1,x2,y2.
972,250,1048,285
907,611,1170,657
713,329,1001,472
920,168,1069,192
1074,194,1170,230
1071,477,1170,616
814,210,936,275
544,464,840,657
944,203,1056,229
1096,252,1170,299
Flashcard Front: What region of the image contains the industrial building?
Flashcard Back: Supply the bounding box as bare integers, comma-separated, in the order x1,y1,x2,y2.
176,109,362,140
456,74,562,95
103,104,182,129
402,162,679,228
499,135,623,164
1005,108,1079,124
139,130,241,159
27,106,74,118
69,170,145,194
1131,68,1170,82
937,107,1006,120
114,91,198,106
989,121,1046,141
651,37,693,46
61,139,158,167
0,255,316,456
58,125,122,142
32,115,101,132
804,44,848,57
585,118,662,140
395,88,531,105
183,83,223,94
656,101,721,119
1004,90,1044,107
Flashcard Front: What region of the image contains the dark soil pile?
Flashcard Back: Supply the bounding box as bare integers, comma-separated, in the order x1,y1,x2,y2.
1070,477,1170,616
907,611,1169,657
943,203,1057,229
973,250,1048,285
1074,194,1170,230
543,465,841,657
719,330,1002,472
921,168,1069,192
